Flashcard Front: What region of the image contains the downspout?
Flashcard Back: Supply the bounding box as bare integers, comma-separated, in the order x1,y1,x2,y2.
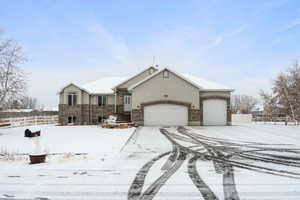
114,88,117,114
89,94,91,124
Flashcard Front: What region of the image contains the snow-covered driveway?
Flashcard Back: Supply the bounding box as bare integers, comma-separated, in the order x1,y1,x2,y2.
0,124,300,199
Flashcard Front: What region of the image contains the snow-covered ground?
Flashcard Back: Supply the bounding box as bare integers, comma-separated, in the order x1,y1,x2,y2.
0,124,300,199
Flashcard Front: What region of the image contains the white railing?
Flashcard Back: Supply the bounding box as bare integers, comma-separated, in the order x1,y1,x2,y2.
0,115,58,128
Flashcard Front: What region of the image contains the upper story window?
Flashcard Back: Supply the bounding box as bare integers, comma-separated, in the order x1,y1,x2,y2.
98,95,107,106
68,93,77,106
163,70,169,79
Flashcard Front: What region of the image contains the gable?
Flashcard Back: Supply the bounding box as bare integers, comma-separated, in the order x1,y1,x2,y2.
58,83,83,94
116,67,158,89
129,68,200,91
131,69,200,109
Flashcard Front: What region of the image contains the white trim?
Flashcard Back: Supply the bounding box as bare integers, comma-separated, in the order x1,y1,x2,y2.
57,83,90,95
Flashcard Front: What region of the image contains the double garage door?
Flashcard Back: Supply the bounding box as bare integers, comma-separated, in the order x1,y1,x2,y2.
143,100,227,126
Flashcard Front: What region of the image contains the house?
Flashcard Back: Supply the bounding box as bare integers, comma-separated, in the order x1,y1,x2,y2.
58,66,234,126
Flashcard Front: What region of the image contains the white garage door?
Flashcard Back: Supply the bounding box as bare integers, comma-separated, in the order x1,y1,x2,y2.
144,104,188,126
203,99,227,125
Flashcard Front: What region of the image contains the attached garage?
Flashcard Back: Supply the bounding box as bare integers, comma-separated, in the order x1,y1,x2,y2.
203,99,227,125
144,104,188,126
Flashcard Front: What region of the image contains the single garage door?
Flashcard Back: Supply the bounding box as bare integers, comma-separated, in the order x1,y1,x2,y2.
203,99,227,125
144,104,188,126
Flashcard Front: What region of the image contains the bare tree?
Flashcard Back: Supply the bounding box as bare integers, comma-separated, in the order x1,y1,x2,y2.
260,60,300,123
259,91,280,116
0,33,27,109
20,96,38,109
231,94,258,114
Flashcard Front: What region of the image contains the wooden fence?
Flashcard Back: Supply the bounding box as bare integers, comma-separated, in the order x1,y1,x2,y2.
253,116,299,125
0,115,58,128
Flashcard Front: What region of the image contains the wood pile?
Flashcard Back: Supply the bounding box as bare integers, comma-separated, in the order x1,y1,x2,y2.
101,122,136,129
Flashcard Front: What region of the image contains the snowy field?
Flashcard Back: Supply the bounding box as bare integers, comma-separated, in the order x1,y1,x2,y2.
0,124,300,199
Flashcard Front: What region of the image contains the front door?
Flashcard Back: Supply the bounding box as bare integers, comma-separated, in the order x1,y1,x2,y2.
124,95,132,112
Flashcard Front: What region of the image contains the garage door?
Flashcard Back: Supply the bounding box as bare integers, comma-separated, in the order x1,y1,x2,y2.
144,104,188,126
203,99,227,125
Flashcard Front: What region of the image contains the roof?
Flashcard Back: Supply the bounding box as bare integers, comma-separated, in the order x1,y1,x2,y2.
112,66,157,89
58,67,233,94
80,76,128,94
128,68,234,92
58,77,128,95
180,73,233,91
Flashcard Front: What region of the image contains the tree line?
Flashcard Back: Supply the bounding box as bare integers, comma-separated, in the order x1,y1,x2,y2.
260,61,300,122
231,61,300,123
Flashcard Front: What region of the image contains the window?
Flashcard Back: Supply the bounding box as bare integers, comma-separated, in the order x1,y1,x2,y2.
163,70,169,79
72,116,77,123
124,95,131,104
68,116,77,124
98,96,107,106
68,116,72,123
98,116,108,124
68,93,77,106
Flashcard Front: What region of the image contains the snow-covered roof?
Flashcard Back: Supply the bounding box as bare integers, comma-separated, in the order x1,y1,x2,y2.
80,76,128,94
112,66,157,89
128,68,234,92
180,73,234,91
59,67,233,94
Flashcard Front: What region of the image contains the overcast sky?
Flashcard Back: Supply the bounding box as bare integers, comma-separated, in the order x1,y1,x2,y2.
1,0,300,108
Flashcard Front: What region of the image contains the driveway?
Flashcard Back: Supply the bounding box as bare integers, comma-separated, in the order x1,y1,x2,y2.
127,125,300,200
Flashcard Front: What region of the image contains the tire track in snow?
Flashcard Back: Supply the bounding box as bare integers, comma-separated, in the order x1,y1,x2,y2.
187,155,219,200
127,151,171,200
140,148,187,200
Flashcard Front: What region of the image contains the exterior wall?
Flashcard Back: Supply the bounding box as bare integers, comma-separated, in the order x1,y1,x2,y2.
59,94,64,104
90,95,114,105
59,104,83,125
200,91,231,98
116,89,130,114
131,71,200,109
62,85,83,104
59,104,115,125
90,105,115,124
118,67,157,89
59,85,115,125
82,91,90,104
130,70,201,126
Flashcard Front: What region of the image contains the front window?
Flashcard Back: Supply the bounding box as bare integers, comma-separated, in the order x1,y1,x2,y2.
68,93,77,106
98,96,107,106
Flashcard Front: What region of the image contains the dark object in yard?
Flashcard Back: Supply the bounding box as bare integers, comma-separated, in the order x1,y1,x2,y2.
24,129,41,137
29,154,46,164
25,129,32,137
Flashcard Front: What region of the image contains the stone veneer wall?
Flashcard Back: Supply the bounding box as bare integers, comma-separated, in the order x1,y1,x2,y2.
90,105,114,124
59,104,115,125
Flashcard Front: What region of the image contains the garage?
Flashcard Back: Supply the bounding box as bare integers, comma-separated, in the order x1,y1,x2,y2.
144,104,188,126
203,99,227,125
